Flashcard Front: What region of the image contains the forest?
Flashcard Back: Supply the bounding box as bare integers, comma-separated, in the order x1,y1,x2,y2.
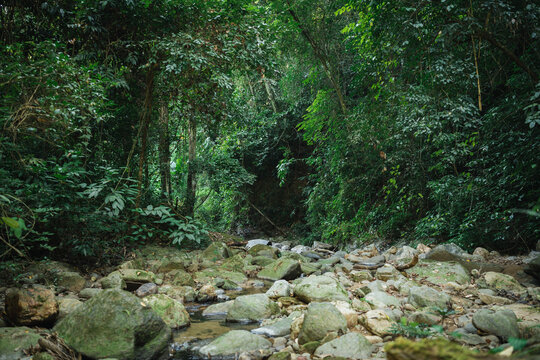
1,0,539,263
1,1,540,360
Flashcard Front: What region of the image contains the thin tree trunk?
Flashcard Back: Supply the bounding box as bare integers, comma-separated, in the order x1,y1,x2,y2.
285,1,347,114
136,67,156,208
158,101,171,199
185,116,197,217
260,68,278,113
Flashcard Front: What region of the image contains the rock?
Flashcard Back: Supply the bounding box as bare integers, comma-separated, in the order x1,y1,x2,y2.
478,272,527,297
314,332,373,359
473,247,490,259
54,288,171,360
142,294,190,329
375,264,401,281
362,309,394,336
393,246,419,269
332,300,359,328
226,294,280,323
406,260,470,286
477,289,513,305
291,245,311,254
252,256,275,267
193,268,247,284
153,256,186,273
269,352,291,360
365,291,401,309
252,315,296,337
258,258,302,281
199,330,272,356
55,271,86,292
385,337,501,360
349,270,373,282
203,301,234,317
57,298,82,320
107,269,157,290
202,242,231,261
408,311,441,326
196,284,217,302
294,275,349,303
524,255,540,281
0,327,42,360
416,244,431,253
158,285,196,302
164,269,194,287
5,286,58,326
79,288,102,299
298,302,347,345
407,285,451,310
246,239,270,250
100,272,126,289
300,263,319,276
248,244,279,259
425,244,502,272
266,280,293,298
450,329,486,346
472,309,519,341
135,283,158,297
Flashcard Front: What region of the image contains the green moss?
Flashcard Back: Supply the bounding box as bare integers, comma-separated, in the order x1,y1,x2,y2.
385,337,501,360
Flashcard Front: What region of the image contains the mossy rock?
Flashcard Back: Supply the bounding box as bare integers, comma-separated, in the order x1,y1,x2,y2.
258,258,302,281
54,289,171,360
302,341,321,354
164,269,194,287
248,244,279,259
220,254,248,272
142,294,190,329
406,260,470,285
268,352,292,360
193,268,247,284
202,242,232,262
385,337,503,360
0,327,43,360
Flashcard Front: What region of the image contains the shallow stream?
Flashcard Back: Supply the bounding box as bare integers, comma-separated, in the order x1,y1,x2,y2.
169,285,269,359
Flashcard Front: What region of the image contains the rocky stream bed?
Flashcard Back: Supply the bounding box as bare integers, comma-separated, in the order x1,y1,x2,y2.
1,239,540,360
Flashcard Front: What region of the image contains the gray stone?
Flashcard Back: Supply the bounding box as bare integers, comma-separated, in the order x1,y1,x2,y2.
472,309,519,341
266,280,292,298
199,330,271,356
258,258,302,281
142,294,190,329
55,271,86,292
298,302,347,345
314,332,373,359
202,301,234,317
226,294,280,323
252,315,296,337
365,291,401,309
294,275,349,303
375,264,401,281
408,311,441,326
407,285,451,310
477,272,527,297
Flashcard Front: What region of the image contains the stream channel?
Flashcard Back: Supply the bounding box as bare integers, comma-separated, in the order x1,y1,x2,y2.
169,284,269,359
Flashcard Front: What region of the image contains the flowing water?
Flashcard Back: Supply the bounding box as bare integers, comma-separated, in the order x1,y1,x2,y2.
169,285,269,359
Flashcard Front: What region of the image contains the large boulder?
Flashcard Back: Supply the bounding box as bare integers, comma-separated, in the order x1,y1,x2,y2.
226,294,280,323
0,327,42,360
163,269,194,287
258,258,302,281
55,271,86,292
198,330,271,356
314,332,373,359
193,268,247,284
251,314,298,337
158,285,196,302
407,285,451,310
365,291,401,309
406,260,470,286
5,286,58,326
202,242,231,262
266,280,293,298
472,309,519,341
477,272,527,297
141,294,190,329
248,244,279,259
298,302,347,345
57,298,82,320
362,309,394,336
425,244,502,272
202,301,234,317
54,288,171,360
294,275,349,303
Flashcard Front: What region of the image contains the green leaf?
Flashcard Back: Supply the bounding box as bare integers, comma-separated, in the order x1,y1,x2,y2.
1,217,20,229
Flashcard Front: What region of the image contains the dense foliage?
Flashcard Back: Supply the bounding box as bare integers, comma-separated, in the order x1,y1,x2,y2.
1,0,538,262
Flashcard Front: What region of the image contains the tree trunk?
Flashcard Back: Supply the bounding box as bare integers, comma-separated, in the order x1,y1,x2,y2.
158,101,171,199
260,68,278,113
136,66,156,208
185,116,197,217
285,1,347,114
